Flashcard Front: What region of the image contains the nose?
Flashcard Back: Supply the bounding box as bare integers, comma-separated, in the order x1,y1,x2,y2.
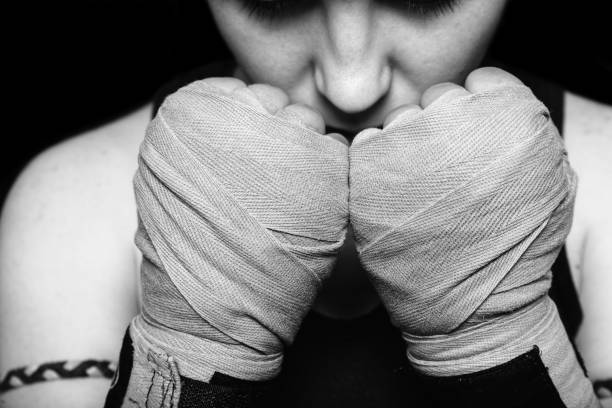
314,2,392,114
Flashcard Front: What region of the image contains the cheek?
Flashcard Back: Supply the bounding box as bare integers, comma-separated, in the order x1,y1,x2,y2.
208,0,506,108
234,34,311,91
391,2,506,93
211,9,313,90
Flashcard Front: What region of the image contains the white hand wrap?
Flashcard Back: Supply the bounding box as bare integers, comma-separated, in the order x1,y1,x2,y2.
350,85,599,407
133,81,349,381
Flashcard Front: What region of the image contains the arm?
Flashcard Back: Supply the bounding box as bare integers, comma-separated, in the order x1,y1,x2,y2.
104,79,350,407
0,107,149,407
350,67,600,407
564,92,612,406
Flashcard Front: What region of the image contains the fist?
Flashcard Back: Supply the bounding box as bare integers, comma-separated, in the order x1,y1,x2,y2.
383,67,525,128
134,72,351,383
350,66,573,336
200,77,348,145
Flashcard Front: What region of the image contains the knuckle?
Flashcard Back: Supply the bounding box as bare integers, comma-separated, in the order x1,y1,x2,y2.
230,87,269,113
247,83,291,113
201,77,247,93
421,82,466,106
431,81,460,89
289,103,324,121
248,83,289,100
465,67,523,89
468,66,503,79
279,103,324,131
425,82,460,94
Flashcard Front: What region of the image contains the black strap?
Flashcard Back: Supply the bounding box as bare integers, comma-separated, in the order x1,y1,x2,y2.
0,359,115,394
103,327,273,408
103,328,134,407
415,346,567,408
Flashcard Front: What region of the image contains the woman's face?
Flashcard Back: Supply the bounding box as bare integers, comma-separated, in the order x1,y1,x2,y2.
207,0,508,132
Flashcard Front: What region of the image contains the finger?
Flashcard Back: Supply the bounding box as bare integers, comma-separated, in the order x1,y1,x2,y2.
247,84,290,115
231,87,269,114
464,67,524,94
383,104,422,129
352,127,382,147
276,103,326,134
420,82,471,108
327,132,350,146
201,77,247,95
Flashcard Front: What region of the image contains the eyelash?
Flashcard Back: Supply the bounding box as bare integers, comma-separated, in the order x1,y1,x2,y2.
239,0,460,21
396,0,459,17
239,0,309,20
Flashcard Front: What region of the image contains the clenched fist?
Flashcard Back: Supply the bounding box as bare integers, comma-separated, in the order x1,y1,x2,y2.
121,77,349,406
349,67,598,408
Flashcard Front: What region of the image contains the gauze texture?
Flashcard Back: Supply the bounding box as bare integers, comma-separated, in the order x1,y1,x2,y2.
133,80,349,382
350,85,599,407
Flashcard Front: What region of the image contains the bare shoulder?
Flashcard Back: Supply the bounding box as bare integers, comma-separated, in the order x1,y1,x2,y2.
563,92,612,286
0,104,151,407
563,92,612,380
564,91,612,165
2,103,151,217
564,91,612,179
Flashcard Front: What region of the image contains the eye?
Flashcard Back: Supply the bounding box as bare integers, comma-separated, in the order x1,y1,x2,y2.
378,0,460,18
397,0,460,17
238,0,312,21
238,0,460,21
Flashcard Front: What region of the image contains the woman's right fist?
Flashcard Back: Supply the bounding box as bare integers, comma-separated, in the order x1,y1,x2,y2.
200,77,349,147
131,75,349,391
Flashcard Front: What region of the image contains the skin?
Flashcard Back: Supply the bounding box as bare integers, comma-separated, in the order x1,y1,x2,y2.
2,0,611,406
206,0,510,318
206,2,612,405
207,0,508,132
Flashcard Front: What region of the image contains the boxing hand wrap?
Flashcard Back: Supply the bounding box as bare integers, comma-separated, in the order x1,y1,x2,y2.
132,80,349,382
350,85,600,407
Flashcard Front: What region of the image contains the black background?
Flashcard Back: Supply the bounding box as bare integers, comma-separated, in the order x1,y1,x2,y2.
4,0,611,206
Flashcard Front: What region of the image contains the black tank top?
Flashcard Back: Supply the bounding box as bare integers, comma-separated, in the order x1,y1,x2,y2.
152,60,583,408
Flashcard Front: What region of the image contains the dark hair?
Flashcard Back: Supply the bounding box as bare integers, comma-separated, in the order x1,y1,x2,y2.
5,0,609,207
489,1,610,103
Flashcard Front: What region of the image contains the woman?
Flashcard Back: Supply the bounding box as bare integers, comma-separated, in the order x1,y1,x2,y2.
1,0,610,406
